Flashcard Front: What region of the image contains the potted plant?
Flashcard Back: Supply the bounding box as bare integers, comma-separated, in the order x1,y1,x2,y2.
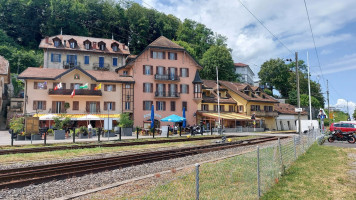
31,132,42,140
119,113,133,136
53,117,66,140
17,131,26,140
47,128,54,136
78,126,89,139
9,116,24,140
64,102,70,113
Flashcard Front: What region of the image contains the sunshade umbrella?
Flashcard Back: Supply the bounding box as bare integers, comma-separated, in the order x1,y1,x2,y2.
39,114,57,120
182,107,186,128
77,114,101,121
150,104,155,129
161,114,186,122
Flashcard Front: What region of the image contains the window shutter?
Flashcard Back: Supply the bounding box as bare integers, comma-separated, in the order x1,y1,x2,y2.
175,53,177,60
179,68,182,77
150,83,153,93
143,101,145,110
163,67,166,75
156,66,158,75
86,102,89,112
187,85,189,94
175,84,177,95
150,51,153,58
34,82,38,89
112,102,116,111
163,52,166,59
33,101,37,110
70,83,74,89
143,65,145,74
59,54,61,62
163,102,166,111
156,83,158,92
175,68,178,77
104,84,107,91
168,84,171,94
150,66,153,75
143,83,145,92
163,84,166,93
180,84,182,93
96,102,100,113
51,53,53,62
52,101,56,113
201,104,203,111
156,101,159,111
187,68,189,77
61,101,65,113
113,85,116,92
104,102,107,110
43,101,46,110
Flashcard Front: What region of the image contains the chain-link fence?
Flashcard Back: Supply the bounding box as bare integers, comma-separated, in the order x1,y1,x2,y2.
142,129,322,199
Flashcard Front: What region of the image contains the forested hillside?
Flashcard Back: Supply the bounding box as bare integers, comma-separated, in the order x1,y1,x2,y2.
0,0,237,81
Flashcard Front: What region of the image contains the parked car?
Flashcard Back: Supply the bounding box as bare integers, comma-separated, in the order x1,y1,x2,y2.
329,122,356,132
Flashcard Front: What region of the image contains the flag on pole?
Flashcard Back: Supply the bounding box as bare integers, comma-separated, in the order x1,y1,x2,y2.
79,83,88,89
54,82,62,91
94,83,101,90
71,89,75,98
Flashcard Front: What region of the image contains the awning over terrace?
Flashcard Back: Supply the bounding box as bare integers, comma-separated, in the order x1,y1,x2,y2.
199,112,259,121
33,114,121,120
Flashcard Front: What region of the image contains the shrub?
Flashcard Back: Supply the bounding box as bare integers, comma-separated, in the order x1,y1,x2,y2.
9,116,24,134
119,113,133,128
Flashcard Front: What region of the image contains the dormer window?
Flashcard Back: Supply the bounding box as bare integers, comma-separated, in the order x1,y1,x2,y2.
70,42,75,48
54,40,60,47
98,41,106,51
111,42,119,52
83,40,91,50
112,45,118,51
68,39,77,49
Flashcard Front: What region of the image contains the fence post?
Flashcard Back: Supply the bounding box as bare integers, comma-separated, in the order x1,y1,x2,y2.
136,127,139,140
293,136,297,160
257,146,261,198
44,130,47,145
153,127,155,139
278,138,284,174
73,128,75,143
98,128,101,142
179,126,182,137
10,129,13,146
195,163,200,200
167,126,169,138
210,126,213,135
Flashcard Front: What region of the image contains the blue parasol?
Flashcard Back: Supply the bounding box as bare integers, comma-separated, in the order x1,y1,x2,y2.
182,107,186,128
150,104,154,129
161,114,185,122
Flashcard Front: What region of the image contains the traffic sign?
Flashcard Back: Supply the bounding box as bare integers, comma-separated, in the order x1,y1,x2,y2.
295,108,302,112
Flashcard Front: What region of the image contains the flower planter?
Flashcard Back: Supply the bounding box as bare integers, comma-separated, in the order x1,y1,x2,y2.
103,132,116,137
122,127,133,136
17,135,25,140
54,130,66,140
31,134,42,140
79,133,92,139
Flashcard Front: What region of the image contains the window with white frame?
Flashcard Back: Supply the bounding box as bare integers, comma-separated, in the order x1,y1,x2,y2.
144,65,151,75
157,101,165,111
181,68,188,77
181,84,188,94
85,43,90,50
54,40,60,47
152,51,164,59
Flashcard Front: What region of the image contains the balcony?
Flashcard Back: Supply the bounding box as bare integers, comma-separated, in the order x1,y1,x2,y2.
155,91,180,98
48,89,102,96
154,74,180,81
93,63,110,71
63,61,80,69
254,110,278,117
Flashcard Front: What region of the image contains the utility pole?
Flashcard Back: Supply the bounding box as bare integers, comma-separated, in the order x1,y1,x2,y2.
216,67,221,134
296,52,301,135
307,52,312,127
327,80,330,125
347,100,350,120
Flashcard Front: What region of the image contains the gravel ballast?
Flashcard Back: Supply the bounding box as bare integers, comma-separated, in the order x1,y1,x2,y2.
0,139,282,200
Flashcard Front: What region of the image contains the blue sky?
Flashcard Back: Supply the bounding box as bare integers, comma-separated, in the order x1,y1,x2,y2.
135,0,356,115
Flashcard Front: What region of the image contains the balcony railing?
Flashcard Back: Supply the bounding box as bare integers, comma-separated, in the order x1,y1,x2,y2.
155,91,180,98
154,74,180,81
63,61,80,69
254,110,278,117
48,89,102,96
93,63,110,71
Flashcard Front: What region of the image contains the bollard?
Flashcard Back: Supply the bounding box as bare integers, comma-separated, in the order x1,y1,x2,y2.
136,127,139,140
293,136,297,160
257,146,261,198
179,126,182,137
195,163,200,200
10,129,13,146
211,126,213,135
167,126,169,138
119,129,121,141
98,128,101,142
73,128,76,143
44,131,47,145
153,128,155,139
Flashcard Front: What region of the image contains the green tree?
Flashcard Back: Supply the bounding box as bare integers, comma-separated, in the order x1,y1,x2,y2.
200,45,238,81
258,58,291,96
300,94,321,108
353,109,356,120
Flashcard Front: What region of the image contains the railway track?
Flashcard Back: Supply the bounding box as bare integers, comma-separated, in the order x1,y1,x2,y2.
0,135,243,155
0,136,288,190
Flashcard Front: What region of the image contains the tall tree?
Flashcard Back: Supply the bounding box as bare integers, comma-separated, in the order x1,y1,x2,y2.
200,45,238,81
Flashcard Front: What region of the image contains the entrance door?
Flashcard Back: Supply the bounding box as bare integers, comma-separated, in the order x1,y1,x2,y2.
67,55,77,65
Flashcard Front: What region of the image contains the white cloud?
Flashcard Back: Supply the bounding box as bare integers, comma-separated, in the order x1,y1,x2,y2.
333,99,356,117
140,0,356,72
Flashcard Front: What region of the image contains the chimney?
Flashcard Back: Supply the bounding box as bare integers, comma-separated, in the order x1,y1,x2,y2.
93,42,97,49
45,36,49,44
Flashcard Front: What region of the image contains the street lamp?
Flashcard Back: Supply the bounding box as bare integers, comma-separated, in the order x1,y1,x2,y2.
286,53,301,135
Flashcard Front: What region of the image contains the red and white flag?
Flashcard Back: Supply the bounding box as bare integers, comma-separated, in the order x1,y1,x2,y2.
71,89,75,98
54,82,62,91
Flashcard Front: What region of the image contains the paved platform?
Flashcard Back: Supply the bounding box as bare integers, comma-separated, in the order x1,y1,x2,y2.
0,130,298,146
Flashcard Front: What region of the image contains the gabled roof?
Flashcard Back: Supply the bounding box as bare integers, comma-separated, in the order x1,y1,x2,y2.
39,35,130,55
234,63,249,67
116,36,202,72
201,80,236,104
219,80,279,103
18,67,134,83
275,103,308,115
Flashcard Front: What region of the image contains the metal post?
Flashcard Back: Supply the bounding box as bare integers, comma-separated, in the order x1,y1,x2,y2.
11,129,13,146
257,146,261,198
167,126,169,138
73,128,75,143
98,128,101,142
44,130,47,145
210,126,213,135
278,138,284,174
293,136,297,160
136,127,139,140
296,52,301,135
153,127,155,138
119,129,122,141
195,163,200,200
179,126,182,137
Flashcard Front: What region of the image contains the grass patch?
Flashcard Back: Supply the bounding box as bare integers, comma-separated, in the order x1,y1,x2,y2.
0,136,254,164
261,144,356,200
